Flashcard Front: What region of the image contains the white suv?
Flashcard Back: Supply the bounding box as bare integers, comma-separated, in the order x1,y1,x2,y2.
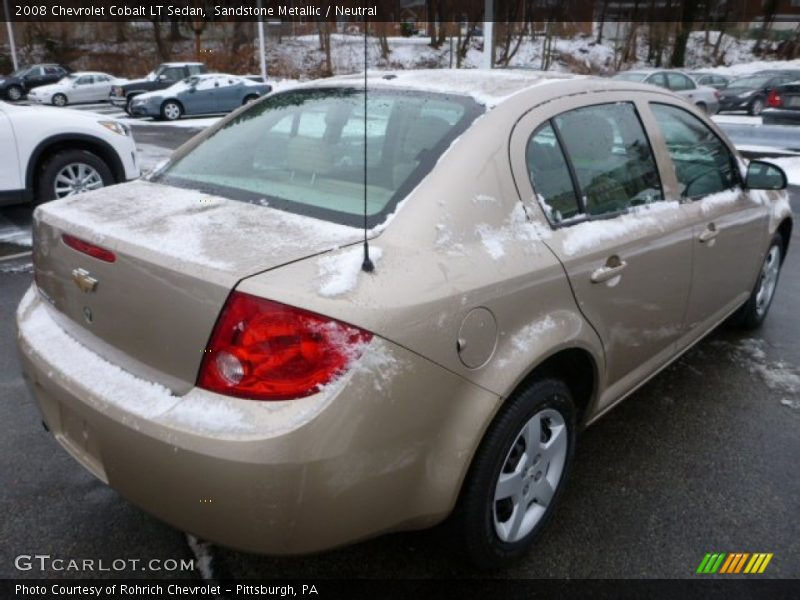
0,101,139,207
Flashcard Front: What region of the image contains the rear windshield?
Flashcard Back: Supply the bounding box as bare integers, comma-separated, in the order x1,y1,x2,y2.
159,87,482,228
731,75,772,88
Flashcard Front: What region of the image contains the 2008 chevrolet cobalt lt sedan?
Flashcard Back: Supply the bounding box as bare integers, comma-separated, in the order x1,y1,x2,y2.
16,70,792,567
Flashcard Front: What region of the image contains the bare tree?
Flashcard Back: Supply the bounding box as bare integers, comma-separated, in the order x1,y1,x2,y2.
149,19,172,61
317,20,333,75
670,1,699,68
755,0,780,53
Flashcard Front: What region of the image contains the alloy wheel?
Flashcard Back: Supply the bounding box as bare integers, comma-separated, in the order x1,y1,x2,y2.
163,102,181,120
493,407,567,543
53,163,105,198
755,245,781,318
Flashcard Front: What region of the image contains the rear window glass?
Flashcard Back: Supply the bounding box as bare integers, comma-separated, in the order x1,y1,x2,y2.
159,88,482,228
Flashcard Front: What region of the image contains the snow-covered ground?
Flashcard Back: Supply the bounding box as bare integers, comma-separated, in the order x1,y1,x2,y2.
135,143,173,174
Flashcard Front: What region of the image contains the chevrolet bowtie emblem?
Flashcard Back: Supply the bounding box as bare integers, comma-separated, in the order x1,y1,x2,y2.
71,268,98,293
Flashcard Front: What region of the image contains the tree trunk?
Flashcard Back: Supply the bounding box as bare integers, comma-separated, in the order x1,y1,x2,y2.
377,22,391,60
169,19,183,42
115,22,127,44
596,0,609,44
755,0,779,53
151,20,171,61
669,1,698,68
317,21,332,75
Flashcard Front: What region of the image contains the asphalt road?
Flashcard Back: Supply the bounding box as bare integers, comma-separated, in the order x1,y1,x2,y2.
0,191,798,579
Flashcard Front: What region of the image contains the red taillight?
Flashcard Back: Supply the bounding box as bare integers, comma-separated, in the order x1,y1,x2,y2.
767,89,783,108
198,292,373,401
62,233,116,263
714,90,721,100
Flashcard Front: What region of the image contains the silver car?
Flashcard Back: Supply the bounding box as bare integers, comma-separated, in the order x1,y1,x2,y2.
27,72,125,107
613,69,720,114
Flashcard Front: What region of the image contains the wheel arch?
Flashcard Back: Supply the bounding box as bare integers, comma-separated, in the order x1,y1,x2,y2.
777,217,793,263
25,134,126,200
510,346,599,427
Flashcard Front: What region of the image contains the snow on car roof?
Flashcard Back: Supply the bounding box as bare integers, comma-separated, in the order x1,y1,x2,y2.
310,69,582,107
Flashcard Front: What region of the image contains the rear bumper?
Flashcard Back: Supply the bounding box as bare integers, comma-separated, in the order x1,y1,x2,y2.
762,108,800,125
16,285,499,554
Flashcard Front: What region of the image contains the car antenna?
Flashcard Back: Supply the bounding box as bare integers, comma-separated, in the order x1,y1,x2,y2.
361,15,375,273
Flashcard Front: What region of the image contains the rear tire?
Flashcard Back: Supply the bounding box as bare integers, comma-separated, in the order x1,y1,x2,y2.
6,85,23,101
52,93,68,107
36,149,114,205
452,378,576,568
749,97,765,116
243,94,259,105
696,101,708,114
731,233,784,329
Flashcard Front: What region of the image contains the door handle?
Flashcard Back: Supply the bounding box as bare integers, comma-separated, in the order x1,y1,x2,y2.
591,258,628,283
699,224,719,243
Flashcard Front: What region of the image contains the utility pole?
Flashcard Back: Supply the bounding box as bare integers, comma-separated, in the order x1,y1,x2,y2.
482,0,493,69
4,0,19,71
257,0,267,81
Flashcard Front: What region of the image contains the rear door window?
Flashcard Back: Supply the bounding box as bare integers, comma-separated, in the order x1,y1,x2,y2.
650,103,738,198
526,124,581,222
667,73,695,91
647,73,668,89
527,102,663,224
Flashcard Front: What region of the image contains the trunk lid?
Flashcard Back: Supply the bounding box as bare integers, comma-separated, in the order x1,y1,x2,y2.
777,84,800,110
33,180,362,394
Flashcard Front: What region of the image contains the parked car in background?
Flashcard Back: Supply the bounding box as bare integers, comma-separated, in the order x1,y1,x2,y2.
0,64,71,101
129,74,271,120
718,70,800,115
27,72,126,107
16,71,791,568
688,71,731,90
612,69,720,113
109,62,207,114
0,100,139,206
762,80,800,125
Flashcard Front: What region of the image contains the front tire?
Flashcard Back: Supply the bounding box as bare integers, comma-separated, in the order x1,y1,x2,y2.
6,85,23,101
52,93,68,107
731,233,784,329
160,100,183,121
36,149,114,205
454,378,576,568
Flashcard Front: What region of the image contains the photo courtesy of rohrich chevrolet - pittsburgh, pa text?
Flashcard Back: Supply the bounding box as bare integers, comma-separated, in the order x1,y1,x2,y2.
0,0,797,598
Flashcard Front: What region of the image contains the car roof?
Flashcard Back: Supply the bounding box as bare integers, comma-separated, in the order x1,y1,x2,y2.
302,69,583,108
161,62,204,66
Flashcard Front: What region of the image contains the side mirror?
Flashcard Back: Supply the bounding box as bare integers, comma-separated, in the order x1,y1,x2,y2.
188,86,196,93
157,74,167,82
746,160,787,191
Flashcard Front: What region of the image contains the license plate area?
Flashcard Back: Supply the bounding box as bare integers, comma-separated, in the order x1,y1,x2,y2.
785,95,800,108
56,401,108,484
